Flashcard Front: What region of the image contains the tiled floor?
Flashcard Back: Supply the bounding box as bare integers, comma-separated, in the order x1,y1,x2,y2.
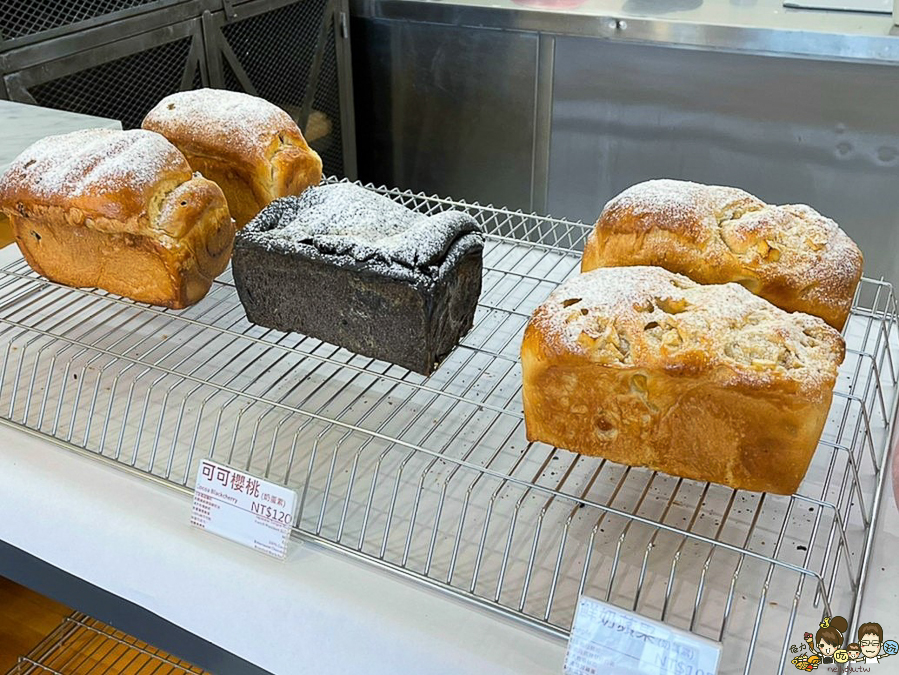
0,577,207,674
0,576,69,672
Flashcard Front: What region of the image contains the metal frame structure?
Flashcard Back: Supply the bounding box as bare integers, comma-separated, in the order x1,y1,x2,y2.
0,180,895,674
2,20,204,107
350,0,899,65
0,0,356,177
6,612,207,674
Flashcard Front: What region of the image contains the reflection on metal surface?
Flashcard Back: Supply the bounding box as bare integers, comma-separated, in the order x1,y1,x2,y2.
621,0,704,15
351,0,899,64
512,0,588,10
784,0,891,13
352,19,538,210
547,36,899,286
351,13,899,286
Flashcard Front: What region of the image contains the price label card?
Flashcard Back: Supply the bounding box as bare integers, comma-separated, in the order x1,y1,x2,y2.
564,596,721,675
191,459,297,559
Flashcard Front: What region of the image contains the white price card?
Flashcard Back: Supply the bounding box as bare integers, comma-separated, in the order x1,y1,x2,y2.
564,596,721,675
190,459,297,559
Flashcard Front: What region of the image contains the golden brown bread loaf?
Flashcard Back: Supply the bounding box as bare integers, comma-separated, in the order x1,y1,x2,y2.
142,89,323,228
0,213,13,249
0,128,234,309
521,266,845,494
581,180,863,330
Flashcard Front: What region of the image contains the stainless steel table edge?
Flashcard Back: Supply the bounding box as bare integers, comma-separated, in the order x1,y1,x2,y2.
350,0,899,64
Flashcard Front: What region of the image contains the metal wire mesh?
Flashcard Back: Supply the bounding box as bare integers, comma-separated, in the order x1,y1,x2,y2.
219,0,345,176
6,612,207,674
0,0,161,42
28,38,193,129
0,181,895,675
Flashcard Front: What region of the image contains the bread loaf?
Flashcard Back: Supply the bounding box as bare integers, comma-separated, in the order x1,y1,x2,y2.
142,89,323,228
581,180,863,330
0,128,234,308
232,183,484,375
521,266,845,494
0,214,13,249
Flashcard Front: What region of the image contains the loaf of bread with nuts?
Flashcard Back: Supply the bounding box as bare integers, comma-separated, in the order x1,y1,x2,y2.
521,266,845,494
0,128,234,308
143,89,323,228
581,180,863,330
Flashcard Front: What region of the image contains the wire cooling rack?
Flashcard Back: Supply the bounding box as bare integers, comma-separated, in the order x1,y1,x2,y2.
6,612,207,674
0,181,896,675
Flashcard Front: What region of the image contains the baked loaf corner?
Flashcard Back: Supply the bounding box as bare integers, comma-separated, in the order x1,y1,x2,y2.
142,89,323,228
582,179,863,330
0,128,234,308
521,265,845,494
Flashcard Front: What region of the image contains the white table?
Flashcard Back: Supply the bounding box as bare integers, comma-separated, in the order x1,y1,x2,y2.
0,419,565,675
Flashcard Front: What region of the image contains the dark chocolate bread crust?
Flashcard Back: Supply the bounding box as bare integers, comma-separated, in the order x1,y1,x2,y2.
233,183,484,375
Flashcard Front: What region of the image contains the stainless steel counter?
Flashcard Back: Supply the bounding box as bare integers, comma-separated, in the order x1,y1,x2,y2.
352,0,899,63
350,0,899,287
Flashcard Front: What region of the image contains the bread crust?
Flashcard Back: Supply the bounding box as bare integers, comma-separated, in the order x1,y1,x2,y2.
582,180,863,330
0,128,234,309
521,266,845,494
142,89,323,227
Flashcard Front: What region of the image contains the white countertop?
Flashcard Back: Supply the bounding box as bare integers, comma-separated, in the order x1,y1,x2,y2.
0,420,566,675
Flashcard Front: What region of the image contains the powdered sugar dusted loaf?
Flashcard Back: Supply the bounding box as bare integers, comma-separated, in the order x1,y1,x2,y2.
0,127,234,309
144,89,298,163
239,183,483,284
0,128,191,226
232,183,484,375
522,266,845,494
582,179,863,331
142,88,323,228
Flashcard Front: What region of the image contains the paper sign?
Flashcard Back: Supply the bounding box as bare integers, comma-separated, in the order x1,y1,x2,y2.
191,459,297,559
564,596,721,675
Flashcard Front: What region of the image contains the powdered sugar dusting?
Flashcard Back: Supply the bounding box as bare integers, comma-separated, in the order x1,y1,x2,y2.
143,89,297,157
0,128,188,204
603,179,759,235
777,203,864,301
532,266,844,392
594,179,864,327
240,183,483,271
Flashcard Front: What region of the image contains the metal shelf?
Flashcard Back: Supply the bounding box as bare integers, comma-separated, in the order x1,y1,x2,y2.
0,180,896,675
7,612,206,675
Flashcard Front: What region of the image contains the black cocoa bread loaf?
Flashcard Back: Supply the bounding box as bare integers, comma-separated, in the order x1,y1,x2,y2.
232,183,484,375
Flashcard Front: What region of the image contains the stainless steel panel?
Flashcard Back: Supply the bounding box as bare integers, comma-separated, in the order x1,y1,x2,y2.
335,0,358,179
352,19,538,210
531,33,554,215
548,36,899,286
351,0,899,65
